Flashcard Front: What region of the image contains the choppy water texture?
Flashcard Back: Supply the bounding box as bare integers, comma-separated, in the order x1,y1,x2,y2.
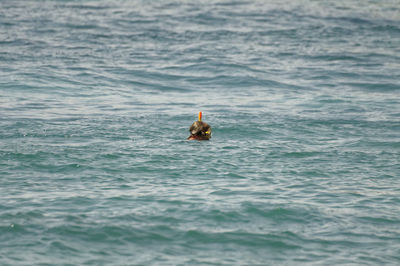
1,0,400,265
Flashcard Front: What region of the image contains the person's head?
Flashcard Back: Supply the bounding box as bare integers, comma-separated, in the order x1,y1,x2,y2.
188,121,211,140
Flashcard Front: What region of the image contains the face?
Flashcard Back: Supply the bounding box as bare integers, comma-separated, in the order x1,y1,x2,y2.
189,121,211,140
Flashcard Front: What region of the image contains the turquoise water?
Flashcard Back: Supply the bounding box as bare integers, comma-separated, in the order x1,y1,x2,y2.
1,0,400,265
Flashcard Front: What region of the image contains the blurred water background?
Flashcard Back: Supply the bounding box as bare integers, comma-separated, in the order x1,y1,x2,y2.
1,0,399,265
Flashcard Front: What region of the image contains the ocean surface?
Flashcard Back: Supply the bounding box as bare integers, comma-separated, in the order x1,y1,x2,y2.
1,0,399,265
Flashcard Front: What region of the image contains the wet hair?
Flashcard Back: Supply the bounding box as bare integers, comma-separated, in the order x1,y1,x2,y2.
189,121,211,139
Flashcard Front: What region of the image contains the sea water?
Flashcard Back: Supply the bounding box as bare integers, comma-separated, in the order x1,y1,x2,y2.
1,0,399,265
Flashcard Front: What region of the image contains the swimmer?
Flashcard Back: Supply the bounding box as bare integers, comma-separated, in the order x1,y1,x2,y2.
187,112,211,141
